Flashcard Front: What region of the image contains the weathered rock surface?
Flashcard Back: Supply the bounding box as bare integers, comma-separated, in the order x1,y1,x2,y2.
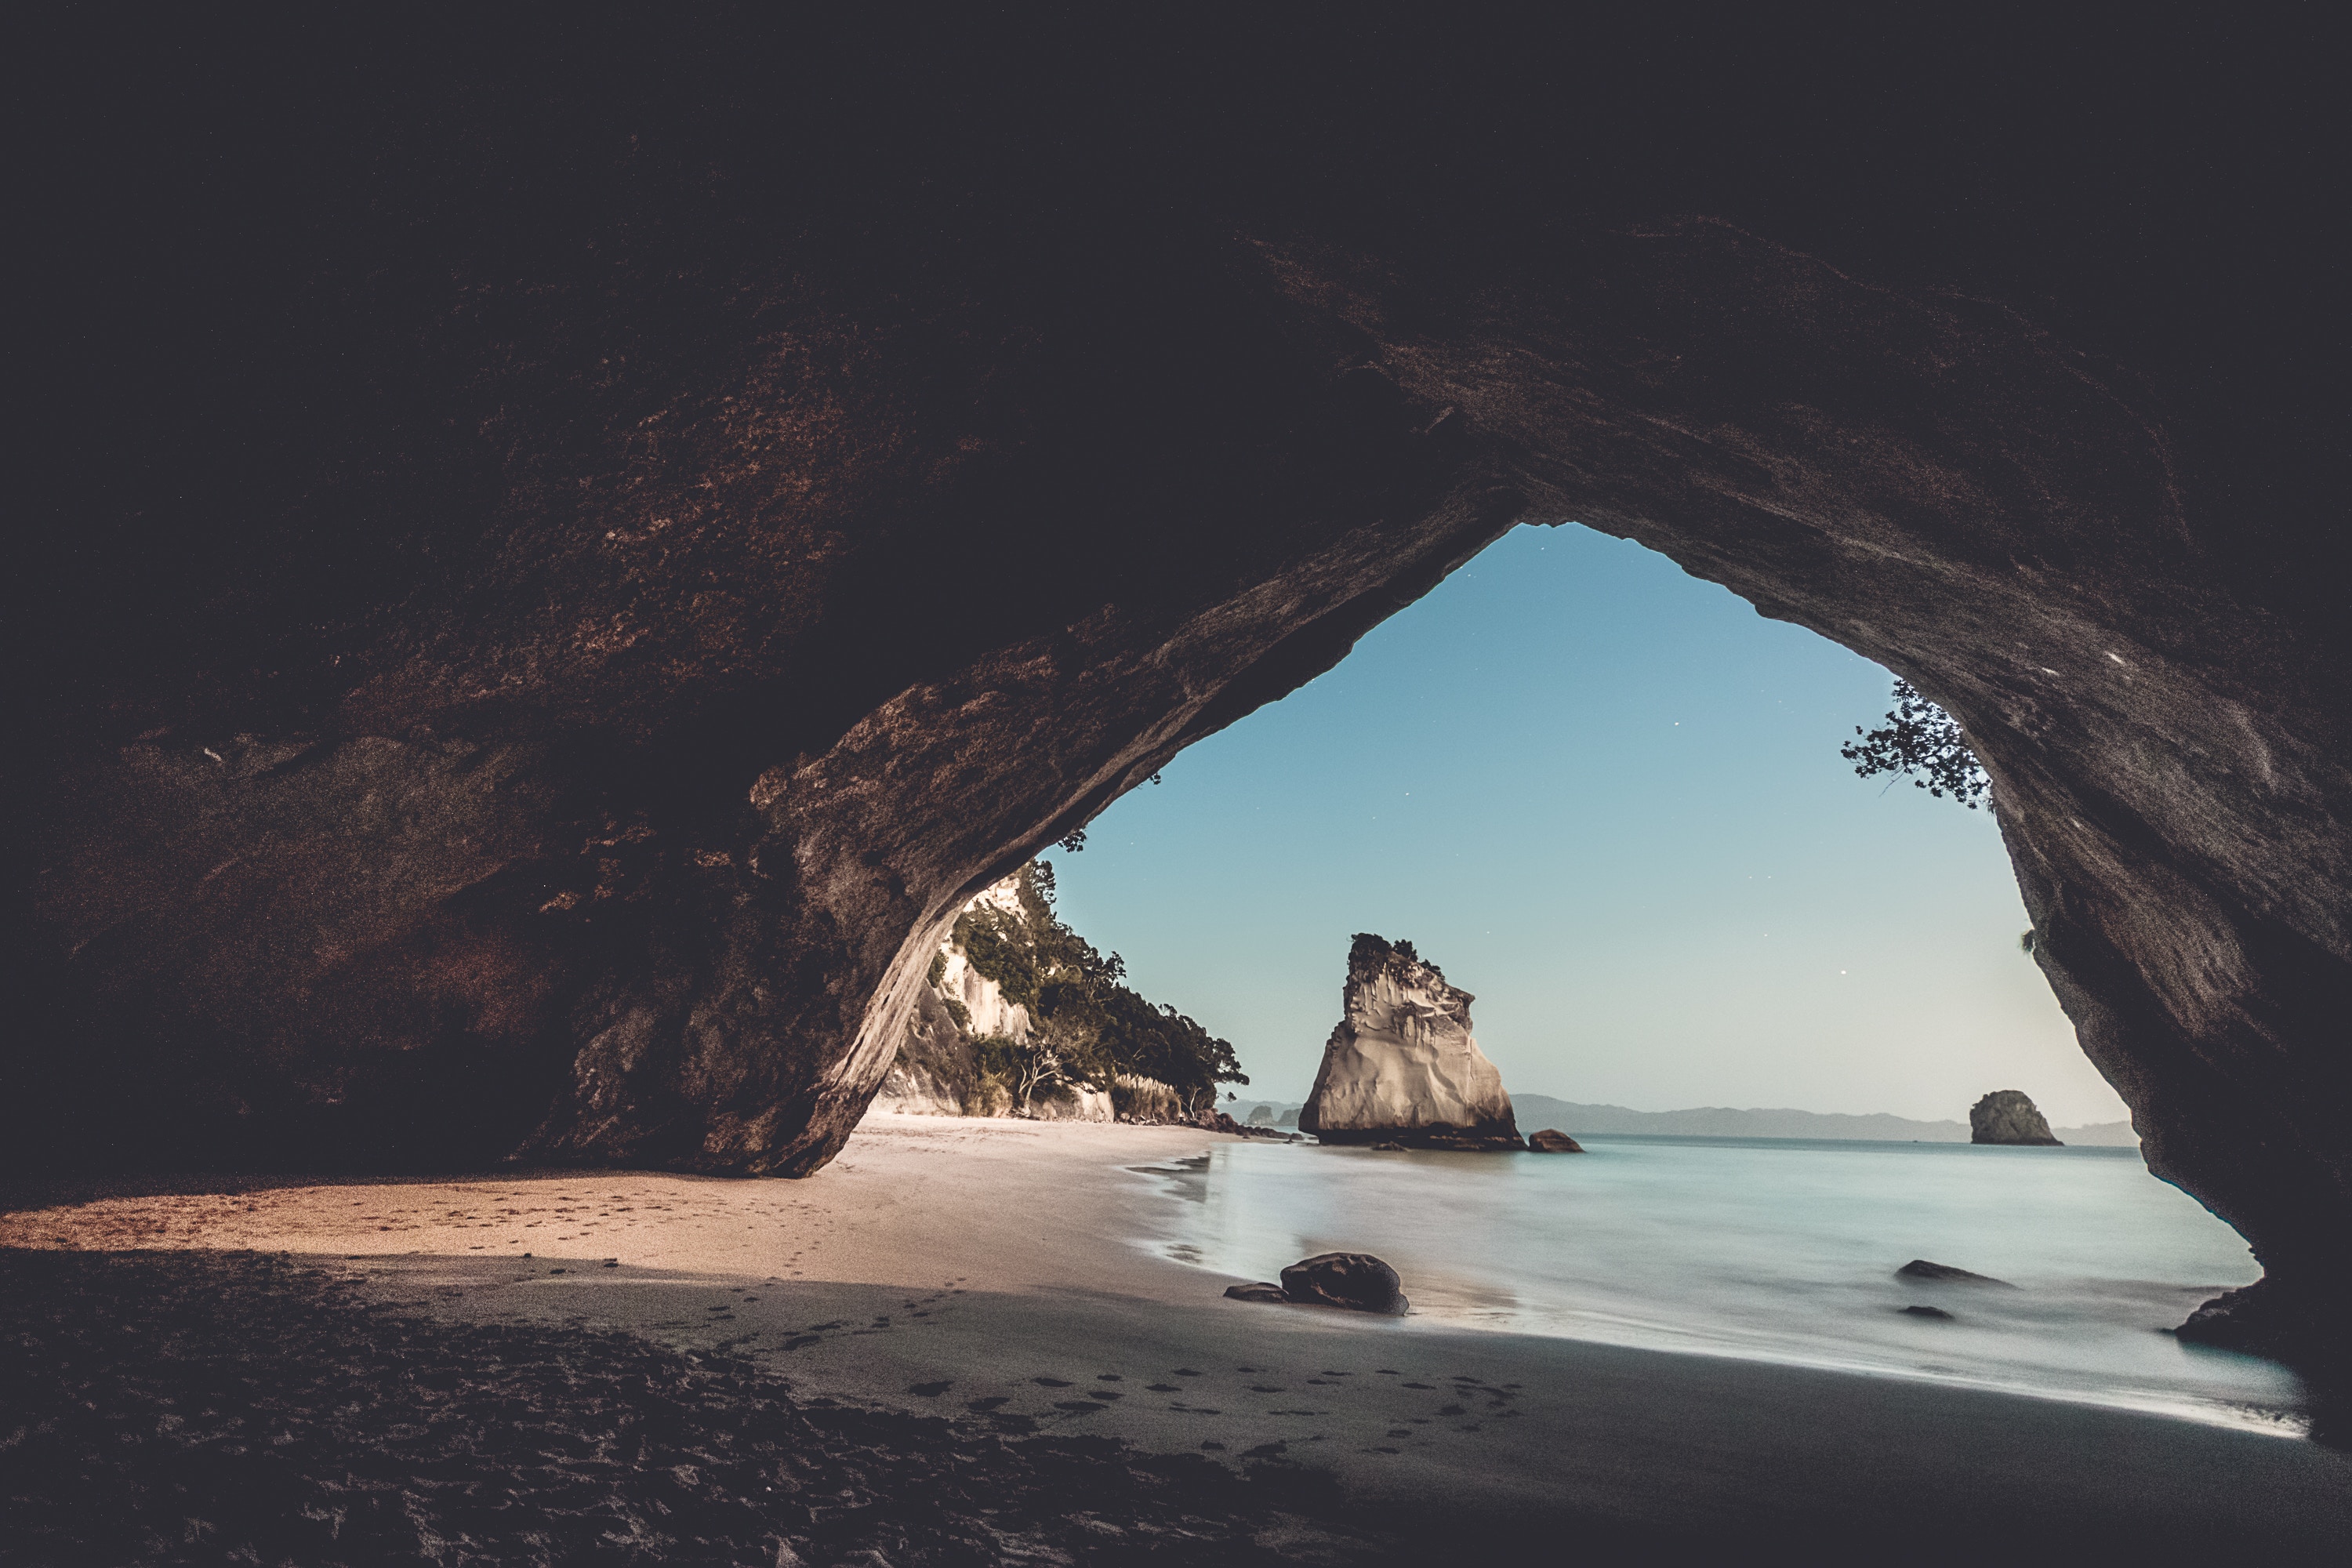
1299,936,1522,1149
1221,1281,1290,1305
869,874,1030,1120
1898,1261,2017,1288
1528,1130,1584,1153
2174,1278,2341,1374
1277,1253,1410,1316
8,14,2349,1363
1970,1091,2063,1147
870,982,1000,1120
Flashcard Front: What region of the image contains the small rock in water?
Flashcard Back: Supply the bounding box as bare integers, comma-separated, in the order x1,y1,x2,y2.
1527,1129,1584,1152
1897,1259,2018,1288
1370,1141,1408,1152
1223,1281,1289,1304
1969,1089,2063,1146
1899,1305,1955,1319
1279,1252,1410,1316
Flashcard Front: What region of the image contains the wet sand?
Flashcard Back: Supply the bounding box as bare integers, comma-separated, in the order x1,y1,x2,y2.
7,1112,2351,1561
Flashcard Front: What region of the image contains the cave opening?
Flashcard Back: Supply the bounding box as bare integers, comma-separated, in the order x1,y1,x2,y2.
1051,521,2122,1136
1036,521,2296,1430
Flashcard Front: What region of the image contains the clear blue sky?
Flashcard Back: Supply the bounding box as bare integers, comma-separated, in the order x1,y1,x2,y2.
1049,522,2131,1128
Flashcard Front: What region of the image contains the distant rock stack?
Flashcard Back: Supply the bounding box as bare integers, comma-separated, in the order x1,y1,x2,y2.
1299,935,1523,1150
1969,1090,2063,1146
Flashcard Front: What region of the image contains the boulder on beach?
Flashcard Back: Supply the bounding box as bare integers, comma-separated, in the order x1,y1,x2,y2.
1278,1252,1410,1315
1527,1129,1584,1152
1298,935,1523,1150
1969,1090,2063,1145
1899,1305,1955,1319
1222,1281,1289,1304
1898,1259,2017,1288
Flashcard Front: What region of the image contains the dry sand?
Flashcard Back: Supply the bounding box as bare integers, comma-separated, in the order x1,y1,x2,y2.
8,1111,2351,1561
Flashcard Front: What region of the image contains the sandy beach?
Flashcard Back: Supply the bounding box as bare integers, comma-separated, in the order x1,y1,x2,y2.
7,1113,2350,1562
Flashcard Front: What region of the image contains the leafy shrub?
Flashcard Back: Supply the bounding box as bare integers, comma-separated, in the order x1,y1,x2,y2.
1842,678,1991,808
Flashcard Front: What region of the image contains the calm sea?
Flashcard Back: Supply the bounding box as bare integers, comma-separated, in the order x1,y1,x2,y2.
1140,1135,2304,1435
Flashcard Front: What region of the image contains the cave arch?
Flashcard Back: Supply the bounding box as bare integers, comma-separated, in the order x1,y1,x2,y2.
11,13,2344,1356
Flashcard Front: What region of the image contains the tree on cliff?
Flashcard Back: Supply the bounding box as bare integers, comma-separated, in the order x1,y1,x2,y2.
953,862,1245,1106
1842,679,1991,809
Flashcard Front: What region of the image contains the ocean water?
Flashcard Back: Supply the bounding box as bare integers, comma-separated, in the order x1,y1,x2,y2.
1140,1135,2306,1435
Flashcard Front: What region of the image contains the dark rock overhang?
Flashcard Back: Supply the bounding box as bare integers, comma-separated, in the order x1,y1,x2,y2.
6,12,2346,1374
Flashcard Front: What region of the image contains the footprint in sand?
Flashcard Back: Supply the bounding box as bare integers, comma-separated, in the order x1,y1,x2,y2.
1172,1368,1202,1377
1144,1383,1181,1392
1033,1377,1073,1387
907,1381,952,1397
964,1397,1010,1413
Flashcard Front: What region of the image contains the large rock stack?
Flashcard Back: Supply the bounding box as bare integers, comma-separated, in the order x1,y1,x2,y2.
1299,935,1522,1150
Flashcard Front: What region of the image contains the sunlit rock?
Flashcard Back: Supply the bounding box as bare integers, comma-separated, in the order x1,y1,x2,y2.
871,874,1030,1119
1299,935,1522,1150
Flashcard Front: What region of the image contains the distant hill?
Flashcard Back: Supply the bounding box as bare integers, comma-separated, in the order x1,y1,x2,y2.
1512,1094,2139,1147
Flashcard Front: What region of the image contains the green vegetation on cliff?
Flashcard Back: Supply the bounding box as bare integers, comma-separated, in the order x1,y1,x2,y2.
1842,678,1991,808
953,862,1245,1110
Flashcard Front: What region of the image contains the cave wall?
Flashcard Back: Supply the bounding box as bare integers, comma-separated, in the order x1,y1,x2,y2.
9,15,2345,1311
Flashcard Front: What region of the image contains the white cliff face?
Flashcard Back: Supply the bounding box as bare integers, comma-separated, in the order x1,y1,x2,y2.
934,942,1032,1042
1300,935,1519,1145
869,872,1040,1118
964,875,1030,921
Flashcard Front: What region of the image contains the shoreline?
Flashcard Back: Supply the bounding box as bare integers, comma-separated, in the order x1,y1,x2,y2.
1138,1127,2293,1439
7,1112,2350,1557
